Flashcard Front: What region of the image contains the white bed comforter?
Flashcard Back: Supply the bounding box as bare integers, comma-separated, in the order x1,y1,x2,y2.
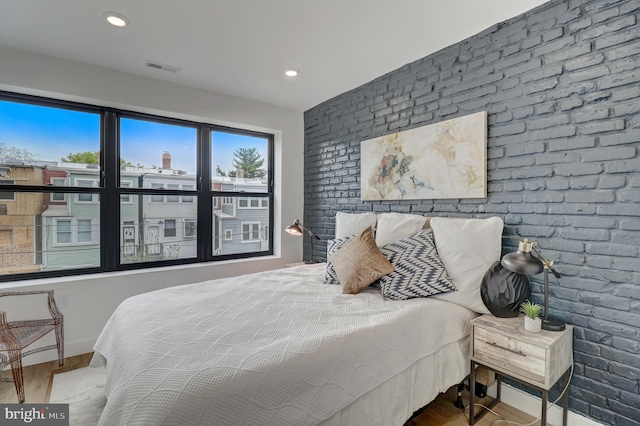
92,264,474,426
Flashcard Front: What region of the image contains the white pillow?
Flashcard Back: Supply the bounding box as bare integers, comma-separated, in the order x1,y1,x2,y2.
430,217,503,314
335,212,377,239
375,213,428,246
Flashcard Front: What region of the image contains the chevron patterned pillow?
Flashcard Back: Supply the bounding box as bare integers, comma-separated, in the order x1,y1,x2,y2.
379,229,457,300
324,234,356,284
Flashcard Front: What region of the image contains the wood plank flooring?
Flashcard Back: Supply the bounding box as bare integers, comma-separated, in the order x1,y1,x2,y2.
1,353,540,425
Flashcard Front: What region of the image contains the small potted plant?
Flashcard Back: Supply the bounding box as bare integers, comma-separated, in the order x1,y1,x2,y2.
520,300,542,332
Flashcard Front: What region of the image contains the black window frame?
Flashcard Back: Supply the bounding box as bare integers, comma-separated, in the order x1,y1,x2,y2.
0,91,274,282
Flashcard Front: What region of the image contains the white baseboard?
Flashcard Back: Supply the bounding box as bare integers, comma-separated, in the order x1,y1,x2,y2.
486,383,602,426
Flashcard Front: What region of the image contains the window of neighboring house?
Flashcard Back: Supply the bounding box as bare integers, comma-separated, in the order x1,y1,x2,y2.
212,196,219,208
182,185,195,203
238,197,267,209
184,219,196,238
76,179,98,203
0,180,15,201
51,178,66,202
222,197,232,205
241,222,260,242
54,218,96,246
120,181,132,203
166,184,179,203
77,219,93,243
224,229,232,240
263,225,269,241
164,219,177,238
151,183,164,202
54,219,73,245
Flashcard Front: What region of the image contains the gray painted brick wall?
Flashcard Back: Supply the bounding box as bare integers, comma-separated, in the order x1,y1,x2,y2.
303,0,640,424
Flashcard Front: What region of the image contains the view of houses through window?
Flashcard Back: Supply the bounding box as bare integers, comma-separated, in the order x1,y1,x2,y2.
0,94,273,280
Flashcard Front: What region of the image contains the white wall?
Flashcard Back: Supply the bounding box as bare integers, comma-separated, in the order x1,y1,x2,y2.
0,45,305,364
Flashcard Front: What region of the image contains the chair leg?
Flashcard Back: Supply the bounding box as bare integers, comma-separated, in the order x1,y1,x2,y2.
55,322,64,366
8,350,25,403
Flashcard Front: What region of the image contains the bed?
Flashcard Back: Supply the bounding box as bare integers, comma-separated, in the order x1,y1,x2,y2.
92,215,503,425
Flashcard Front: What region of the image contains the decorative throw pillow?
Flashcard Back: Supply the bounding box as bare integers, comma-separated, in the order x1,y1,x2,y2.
324,235,355,285
335,212,377,239
375,213,429,246
379,229,457,300
430,217,504,314
329,227,394,294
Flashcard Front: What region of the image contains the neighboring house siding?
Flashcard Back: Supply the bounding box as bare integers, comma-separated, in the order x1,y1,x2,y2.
304,0,640,424
0,166,43,273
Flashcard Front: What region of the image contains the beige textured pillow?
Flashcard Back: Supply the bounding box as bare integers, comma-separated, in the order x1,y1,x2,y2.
329,227,394,294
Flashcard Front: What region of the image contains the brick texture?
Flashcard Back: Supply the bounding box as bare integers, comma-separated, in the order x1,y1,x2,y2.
303,0,640,424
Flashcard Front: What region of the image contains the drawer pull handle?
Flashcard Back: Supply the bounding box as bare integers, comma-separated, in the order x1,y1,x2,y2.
488,341,526,357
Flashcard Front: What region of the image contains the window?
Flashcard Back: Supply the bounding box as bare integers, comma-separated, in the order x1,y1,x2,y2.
164,219,177,238
54,218,96,246
51,178,66,202
184,219,196,237
241,222,260,242
182,185,195,203
0,93,272,281
76,179,98,203
166,184,179,203
120,181,132,203
238,197,268,209
0,180,15,201
77,219,93,243
151,183,164,202
54,220,72,245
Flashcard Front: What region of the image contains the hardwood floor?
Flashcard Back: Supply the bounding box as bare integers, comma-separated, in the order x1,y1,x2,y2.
1,353,539,425
0,353,92,404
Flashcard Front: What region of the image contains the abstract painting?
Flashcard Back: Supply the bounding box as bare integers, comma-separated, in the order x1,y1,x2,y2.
360,111,487,200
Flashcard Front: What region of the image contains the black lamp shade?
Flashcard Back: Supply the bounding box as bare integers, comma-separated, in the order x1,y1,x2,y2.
501,250,544,275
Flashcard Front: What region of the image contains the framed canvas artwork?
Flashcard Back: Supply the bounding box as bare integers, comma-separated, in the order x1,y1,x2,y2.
360,111,487,200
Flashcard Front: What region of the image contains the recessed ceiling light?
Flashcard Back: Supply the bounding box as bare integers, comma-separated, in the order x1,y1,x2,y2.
285,69,299,77
104,12,129,28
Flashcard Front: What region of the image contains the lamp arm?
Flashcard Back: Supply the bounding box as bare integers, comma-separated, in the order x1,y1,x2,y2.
299,223,320,239
531,244,561,278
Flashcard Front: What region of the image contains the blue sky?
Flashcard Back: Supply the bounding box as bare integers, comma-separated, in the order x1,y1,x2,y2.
0,100,268,175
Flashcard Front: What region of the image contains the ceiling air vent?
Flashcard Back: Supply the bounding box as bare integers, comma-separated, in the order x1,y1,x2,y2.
144,60,181,74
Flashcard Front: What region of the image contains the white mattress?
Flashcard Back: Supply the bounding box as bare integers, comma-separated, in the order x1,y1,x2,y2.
92,263,475,426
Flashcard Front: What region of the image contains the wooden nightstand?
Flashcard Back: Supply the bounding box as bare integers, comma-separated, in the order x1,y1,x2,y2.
469,314,573,426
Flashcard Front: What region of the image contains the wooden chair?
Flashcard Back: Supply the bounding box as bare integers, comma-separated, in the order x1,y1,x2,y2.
0,290,64,403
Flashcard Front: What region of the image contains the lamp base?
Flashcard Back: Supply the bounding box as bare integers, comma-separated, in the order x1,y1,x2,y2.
542,317,566,331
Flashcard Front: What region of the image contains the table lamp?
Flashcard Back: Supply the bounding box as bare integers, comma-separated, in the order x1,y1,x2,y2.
285,219,320,264
501,238,565,331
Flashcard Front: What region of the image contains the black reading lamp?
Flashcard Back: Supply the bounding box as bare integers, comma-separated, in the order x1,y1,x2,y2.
501,238,566,331
285,219,320,264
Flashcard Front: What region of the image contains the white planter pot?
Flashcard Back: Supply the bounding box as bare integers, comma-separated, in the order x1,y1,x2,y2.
524,316,542,332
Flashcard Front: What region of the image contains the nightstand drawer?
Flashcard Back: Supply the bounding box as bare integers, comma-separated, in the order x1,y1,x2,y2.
473,327,546,383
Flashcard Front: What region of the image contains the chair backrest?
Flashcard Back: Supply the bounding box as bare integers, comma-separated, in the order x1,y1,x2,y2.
0,290,61,322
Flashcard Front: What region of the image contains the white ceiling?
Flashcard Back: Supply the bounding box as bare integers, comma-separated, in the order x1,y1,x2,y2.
0,0,549,112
